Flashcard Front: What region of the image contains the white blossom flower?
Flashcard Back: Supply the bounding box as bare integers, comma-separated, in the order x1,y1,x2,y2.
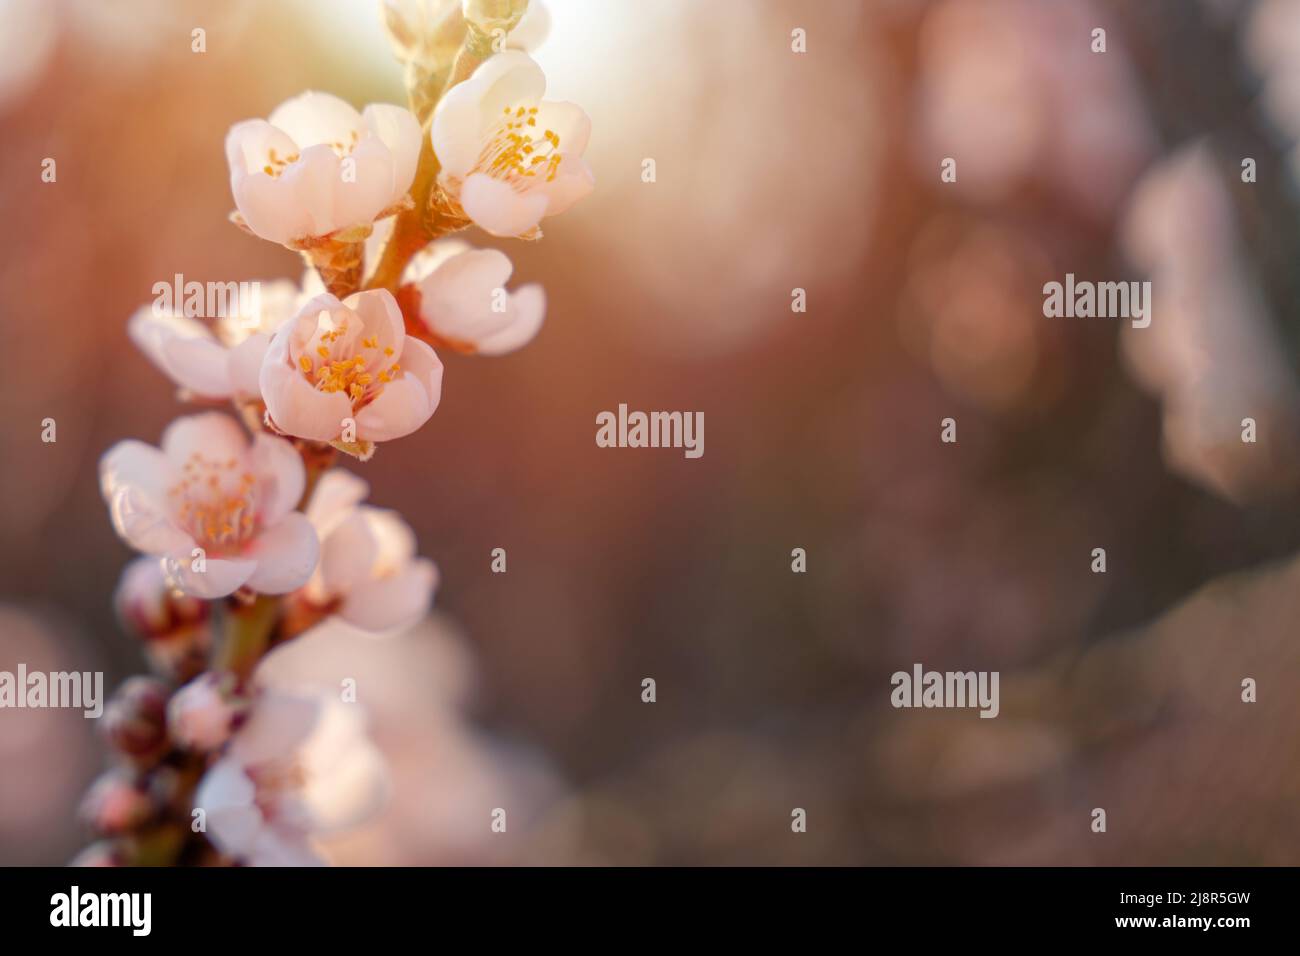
100,413,319,599
407,239,544,354
225,92,421,246
260,288,443,446
431,51,593,238
299,470,439,632
194,689,389,866
128,279,305,402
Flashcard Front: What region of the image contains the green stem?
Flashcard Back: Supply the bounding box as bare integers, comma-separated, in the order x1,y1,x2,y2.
213,594,280,683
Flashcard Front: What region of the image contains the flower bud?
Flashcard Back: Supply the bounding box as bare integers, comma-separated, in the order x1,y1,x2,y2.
462,0,528,36
167,672,248,751
101,676,171,764
78,769,155,835
114,557,212,682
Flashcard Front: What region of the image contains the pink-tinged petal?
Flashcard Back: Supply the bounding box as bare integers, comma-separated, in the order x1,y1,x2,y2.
304,469,369,538
340,557,438,633
362,103,421,199
127,307,218,390
163,552,257,599
230,691,322,765
250,433,306,527
465,50,547,121
331,135,398,232
319,510,381,596
225,119,299,176
354,337,443,441
477,283,545,355
261,324,354,441
343,288,404,358
231,169,312,246
100,441,194,554
458,171,549,237
364,507,418,567
107,486,194,555
268,91,363,150
271,144,348,239
533,100,591,157
227,331,272,399
537,153,595,218
417,247,515,342
403,237,473,283
161,412,250,468
243,512,319,594
159,335,235,399
194,757,261,857
100,439,171,504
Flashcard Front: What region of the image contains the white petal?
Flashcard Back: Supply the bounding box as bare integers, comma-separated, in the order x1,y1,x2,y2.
163,552,257,599
477,283,545,355
100,438,171,505
464,50,547,120
537,153,595,218
343,288,405,358
331,135,398,232
305,469,370,537
319,510,381,596
244,512,319,594
273,144,350,238
458,171,549,237
340,558,438,633
159,335,235,398
195,757,262,858
354,337,443,441
127,307,225,395
107,486,194,555
100,441,191,554
533,99,591,158
268,91,363,149
161,412,250,468
227,331,272,399
225,119,299,176
250,433,306,527
417,247,515,342
230,690,322,765
362,103,421,200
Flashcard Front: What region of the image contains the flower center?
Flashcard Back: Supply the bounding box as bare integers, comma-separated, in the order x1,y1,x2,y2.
478,105,563,186
295,311,401,409
168,453,258,551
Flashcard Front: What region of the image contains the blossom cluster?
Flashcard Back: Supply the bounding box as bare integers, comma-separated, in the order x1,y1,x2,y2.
80,0,589,867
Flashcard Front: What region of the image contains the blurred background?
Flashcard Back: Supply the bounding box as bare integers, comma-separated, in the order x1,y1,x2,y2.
2,0,1299,865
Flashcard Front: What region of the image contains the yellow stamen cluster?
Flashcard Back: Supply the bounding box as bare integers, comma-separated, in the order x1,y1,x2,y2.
326,128,361,158
482,105,562,184
261,146,301,178
169,453,258,549
296,318,402,406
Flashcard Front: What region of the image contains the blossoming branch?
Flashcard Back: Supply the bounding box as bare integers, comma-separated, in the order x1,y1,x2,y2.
79,0,590,867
